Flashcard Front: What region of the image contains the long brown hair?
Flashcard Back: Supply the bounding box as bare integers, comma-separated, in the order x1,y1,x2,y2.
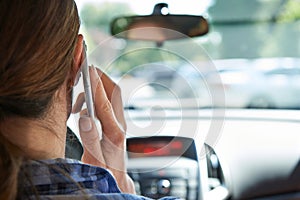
0,0,80,199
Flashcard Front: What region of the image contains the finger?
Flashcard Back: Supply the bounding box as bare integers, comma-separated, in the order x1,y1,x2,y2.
98,69,117,101
97,69,127,131
79,114,106,167
72,92,85,114
89,66,124,140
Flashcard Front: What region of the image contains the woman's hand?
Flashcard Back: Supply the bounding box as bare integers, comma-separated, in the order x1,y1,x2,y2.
73,66,135,194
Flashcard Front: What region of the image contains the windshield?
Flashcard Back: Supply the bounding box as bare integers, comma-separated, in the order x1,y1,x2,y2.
76,0,300,110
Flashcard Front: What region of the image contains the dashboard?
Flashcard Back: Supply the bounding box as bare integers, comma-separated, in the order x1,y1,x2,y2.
67,109,300,199
125,109,300,200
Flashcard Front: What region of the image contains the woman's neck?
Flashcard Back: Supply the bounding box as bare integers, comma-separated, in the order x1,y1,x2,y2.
0,85,70,160
0,116,67,160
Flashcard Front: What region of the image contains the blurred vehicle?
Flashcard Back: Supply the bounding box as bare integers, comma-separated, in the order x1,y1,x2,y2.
163,58,300,109
208,58,300,109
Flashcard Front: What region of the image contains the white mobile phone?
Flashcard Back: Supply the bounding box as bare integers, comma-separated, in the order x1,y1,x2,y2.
81,41,102,139
82,41,95,119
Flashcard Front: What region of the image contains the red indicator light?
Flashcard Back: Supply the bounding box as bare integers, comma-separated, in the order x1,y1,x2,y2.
144,147,157,154
128,139,186,158
171,141,183,149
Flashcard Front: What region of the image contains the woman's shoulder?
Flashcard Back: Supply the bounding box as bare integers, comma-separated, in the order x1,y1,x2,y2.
19,158,180,199
20,158,120,196
22,158,118,188
42,193,178,200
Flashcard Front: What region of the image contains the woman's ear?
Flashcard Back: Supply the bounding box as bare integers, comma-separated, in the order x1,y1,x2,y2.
72,34,84,86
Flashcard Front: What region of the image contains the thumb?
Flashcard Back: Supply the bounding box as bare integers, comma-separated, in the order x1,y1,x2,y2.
79,115,106,167
79,116,92,132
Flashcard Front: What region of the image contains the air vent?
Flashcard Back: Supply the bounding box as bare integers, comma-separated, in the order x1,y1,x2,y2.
205,144,229,199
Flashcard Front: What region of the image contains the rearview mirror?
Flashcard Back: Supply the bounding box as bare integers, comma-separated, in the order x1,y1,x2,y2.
110,15,209,42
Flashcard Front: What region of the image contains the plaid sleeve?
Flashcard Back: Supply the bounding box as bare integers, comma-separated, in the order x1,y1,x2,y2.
19,158,180,200
20,158,121,196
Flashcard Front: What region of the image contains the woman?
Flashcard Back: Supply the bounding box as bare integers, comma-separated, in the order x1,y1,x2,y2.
0,1,176,199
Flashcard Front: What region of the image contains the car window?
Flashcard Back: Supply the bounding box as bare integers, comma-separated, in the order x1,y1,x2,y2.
76,0,300,109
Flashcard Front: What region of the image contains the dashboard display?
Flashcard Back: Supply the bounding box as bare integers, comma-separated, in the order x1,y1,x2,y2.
127,136,196,160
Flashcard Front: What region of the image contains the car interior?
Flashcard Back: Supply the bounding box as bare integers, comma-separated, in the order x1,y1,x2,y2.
67,0,300,199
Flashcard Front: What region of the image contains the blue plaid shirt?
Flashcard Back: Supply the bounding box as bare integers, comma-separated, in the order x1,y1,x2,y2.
19,158,179,200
